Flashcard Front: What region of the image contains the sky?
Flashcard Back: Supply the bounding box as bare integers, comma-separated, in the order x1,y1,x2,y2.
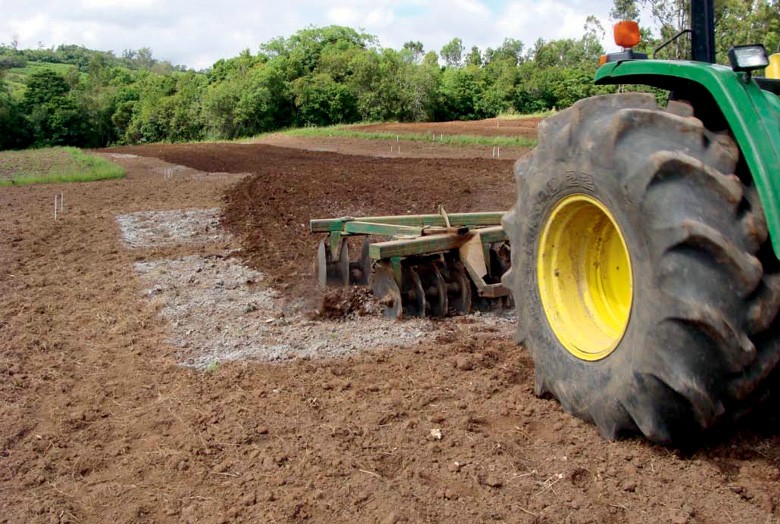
0,0,618,70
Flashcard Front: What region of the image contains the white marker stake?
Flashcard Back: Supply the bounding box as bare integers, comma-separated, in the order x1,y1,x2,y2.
497,147,501,158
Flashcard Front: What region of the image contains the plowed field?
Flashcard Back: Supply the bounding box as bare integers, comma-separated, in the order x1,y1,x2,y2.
1,119,779,523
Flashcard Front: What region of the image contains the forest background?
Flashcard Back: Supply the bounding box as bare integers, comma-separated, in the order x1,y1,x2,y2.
0,0,777,151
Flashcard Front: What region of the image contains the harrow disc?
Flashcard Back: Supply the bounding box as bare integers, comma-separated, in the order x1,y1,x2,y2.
316,239,349,287
444,259,472,315
490,242,511,280
370,262,402,319
417,262,448,317
349,237,372,285
402,265,427,317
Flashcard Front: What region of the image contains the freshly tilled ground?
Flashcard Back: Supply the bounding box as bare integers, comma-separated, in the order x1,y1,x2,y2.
1,124,779,523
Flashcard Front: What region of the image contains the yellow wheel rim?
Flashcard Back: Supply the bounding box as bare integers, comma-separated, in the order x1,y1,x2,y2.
537,194,633,361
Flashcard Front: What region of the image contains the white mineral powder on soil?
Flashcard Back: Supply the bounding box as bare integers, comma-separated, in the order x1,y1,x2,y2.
135,255,434,368
116,208,227,248
118,205,513,369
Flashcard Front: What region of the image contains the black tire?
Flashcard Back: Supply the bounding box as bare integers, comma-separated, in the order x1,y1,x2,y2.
502,93,780,445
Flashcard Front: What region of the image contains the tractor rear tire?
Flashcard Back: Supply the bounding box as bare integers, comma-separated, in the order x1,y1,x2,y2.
503,93,780,445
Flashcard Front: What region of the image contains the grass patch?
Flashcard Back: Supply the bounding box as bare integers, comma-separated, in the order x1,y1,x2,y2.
4,62,83,97
496,108,558,120
0,147,125,186
284,126,537,148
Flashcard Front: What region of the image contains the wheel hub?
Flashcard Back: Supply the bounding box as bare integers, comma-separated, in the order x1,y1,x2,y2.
537,194,633,361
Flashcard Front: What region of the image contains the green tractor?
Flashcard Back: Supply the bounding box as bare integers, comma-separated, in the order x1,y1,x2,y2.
502,0,780,444
310,0,779,446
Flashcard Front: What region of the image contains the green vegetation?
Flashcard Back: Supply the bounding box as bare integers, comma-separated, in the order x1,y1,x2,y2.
3,62,80,96
496,109,558,120
0,0,776,151
285,126,538,148
0,147,125,186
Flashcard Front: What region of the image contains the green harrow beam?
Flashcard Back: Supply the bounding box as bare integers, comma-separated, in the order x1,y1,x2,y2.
310,211,505,233
368,233,469,260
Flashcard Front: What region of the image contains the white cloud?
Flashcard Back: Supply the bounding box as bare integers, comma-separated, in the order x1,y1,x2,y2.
497,0,611,44
365,7,396,28
80,0,156,8
0,0,616,69
326,6,358,25
449,0,492,17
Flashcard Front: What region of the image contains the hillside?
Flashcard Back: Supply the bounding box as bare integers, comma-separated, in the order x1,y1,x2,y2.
3,62,80,96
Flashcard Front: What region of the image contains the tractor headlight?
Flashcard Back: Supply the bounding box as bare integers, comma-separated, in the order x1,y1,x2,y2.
729,45,769,73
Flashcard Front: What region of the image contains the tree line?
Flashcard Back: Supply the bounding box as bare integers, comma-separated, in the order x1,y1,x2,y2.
0,0,777,151
0,25,609,151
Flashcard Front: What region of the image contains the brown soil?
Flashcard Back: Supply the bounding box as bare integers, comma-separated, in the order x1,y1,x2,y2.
316,287,380,320
2,130,779,524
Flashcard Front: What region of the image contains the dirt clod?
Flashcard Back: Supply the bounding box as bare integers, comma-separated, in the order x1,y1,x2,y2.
317,286,378,319
454,354,475,371
484,474,503,488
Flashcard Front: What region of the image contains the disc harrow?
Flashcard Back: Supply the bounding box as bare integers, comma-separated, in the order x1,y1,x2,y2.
310,209,512,319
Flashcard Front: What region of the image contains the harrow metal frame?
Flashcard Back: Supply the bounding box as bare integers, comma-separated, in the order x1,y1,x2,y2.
310,211,511,317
